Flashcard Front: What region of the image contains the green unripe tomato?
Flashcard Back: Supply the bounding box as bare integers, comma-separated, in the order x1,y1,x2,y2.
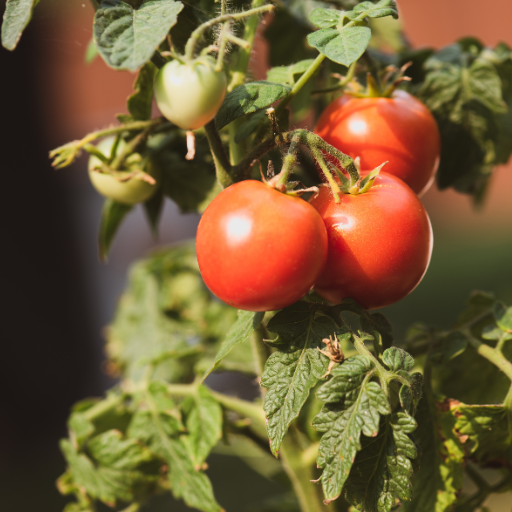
88,136,159,205
154,56,227,130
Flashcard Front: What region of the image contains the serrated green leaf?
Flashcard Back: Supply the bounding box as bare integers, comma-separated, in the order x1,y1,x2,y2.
60,430,157,506
107,244,235,382
401,397,465,512
314,366,391,504
452,403,512,464
202,310,264,381
352,0,398,20
98,199,133,262
94,0,184,71
308,8,341,29
382,347,414,372
215,81,291,130
307,25,371,67
261,302,335,456
344,411,417,512
127,61,158,121
183,386,223,465
127,384,222,512
398,371,423,415
1,0,38,50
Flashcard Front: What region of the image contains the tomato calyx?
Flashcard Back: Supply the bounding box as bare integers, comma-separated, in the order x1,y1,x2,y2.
347,62,413,99
337,159,389,196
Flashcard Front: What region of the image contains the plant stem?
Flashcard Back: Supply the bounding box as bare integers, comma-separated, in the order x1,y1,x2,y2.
204,120,233,188
184,4,274,61
276,54,326,116
311,146,341,202
229,0,268,92
280,434,325,512
84,392,125,422
312,60,357,94
465,332,512,381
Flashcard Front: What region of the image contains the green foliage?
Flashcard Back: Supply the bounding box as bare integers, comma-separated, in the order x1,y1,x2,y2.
418,39,512,200
94,0,184,71
261,302,334,456
1,0,39,50
215,81,291,130
307,0,398,66
401,396,465,512
98,199,133,262
202,309,264,381
127,62,158,121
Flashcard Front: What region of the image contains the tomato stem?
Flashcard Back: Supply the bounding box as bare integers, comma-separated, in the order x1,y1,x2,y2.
204,120,234,188
311,147,341,203
184,4,274,61
311,60,357,95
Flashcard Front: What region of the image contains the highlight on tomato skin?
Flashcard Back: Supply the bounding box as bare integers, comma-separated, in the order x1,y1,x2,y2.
196,180,329,312
315,90,441,196
309,172,433,310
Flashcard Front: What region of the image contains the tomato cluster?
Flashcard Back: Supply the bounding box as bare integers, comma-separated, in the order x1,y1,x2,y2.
196,91,437,313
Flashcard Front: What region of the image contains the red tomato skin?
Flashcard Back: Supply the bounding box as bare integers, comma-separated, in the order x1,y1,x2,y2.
315,90,440,196
196,180,328,312
309,172,433,310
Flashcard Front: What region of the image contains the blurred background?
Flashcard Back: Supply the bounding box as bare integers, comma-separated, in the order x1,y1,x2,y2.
1,0,512,510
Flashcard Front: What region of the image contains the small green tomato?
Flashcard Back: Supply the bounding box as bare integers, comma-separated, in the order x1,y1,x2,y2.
154,56,227,130
88,136,159,205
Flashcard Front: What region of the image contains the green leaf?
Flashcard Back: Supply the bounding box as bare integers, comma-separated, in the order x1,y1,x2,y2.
493,301,512,332
308,8,341,29
401,397,465,512
234,111,266,144
143,185,164,238
94,0,184,71
399,371,423,415
307,25,371,67
215,81,291,130
68,413,95,448
1,0,38,50
452,403,512,464
352,0,398,20
98,199,133,262
107,243,236,382
127,61,158,121
150,134,219,213
127,383,222,512
382,347,414,372
313,357,391,504
344,411,417,512
85,38,99,64
202,310,264,381
454,291,495,327
261,302,336,456
60,431,157,506
439,331,468,361
182,386,223,465
267,59,316,85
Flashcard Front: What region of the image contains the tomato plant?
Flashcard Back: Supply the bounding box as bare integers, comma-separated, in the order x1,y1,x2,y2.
315,90,441,195
154,56,227,130
196,180,328,311
4,1,512,512
88,136,159,205
310,172,433,309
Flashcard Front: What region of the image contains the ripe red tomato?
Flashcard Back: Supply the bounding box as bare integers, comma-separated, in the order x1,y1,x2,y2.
196,180,328,312
315,90,440,196
309,172,433,310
